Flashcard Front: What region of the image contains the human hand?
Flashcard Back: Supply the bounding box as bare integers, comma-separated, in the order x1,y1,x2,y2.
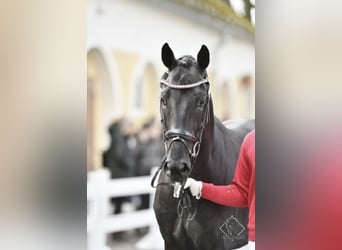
184,178,203,199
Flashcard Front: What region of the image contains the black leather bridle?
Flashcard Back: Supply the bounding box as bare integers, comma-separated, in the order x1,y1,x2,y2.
160,77,211,165
151,76,211,221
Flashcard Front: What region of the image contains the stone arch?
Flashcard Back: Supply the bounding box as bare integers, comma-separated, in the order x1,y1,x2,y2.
87,47,122,170
130,60,159,128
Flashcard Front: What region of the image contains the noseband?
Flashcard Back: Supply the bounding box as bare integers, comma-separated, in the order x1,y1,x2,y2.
164,129,201,159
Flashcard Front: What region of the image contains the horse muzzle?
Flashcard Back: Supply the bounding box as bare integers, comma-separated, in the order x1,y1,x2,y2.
164,159,191,183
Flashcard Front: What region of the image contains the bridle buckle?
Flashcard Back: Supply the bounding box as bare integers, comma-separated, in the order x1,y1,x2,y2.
191,141,201,158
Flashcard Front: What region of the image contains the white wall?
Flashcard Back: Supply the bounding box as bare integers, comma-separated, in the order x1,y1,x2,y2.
87,0,254,81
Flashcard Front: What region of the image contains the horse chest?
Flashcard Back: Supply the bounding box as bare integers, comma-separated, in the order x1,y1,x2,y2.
154,190,248,250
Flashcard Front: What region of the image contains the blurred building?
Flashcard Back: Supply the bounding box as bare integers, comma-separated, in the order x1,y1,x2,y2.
87,0,255,170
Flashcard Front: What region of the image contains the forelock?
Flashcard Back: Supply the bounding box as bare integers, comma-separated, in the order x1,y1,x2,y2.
176,56,196,68
165,55,208,85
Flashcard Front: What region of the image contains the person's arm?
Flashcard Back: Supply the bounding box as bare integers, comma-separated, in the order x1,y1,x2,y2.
200,182,248,207
185,132,252,207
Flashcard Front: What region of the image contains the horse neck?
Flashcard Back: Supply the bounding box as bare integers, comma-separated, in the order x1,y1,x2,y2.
192,100,235,183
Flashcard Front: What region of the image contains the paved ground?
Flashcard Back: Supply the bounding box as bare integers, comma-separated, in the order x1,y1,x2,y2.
107,228,163,250
107,230,145,250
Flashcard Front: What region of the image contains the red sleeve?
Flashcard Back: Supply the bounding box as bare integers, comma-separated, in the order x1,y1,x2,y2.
201,131,253,207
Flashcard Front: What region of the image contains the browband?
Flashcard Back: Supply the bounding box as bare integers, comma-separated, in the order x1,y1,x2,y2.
160,78,208,89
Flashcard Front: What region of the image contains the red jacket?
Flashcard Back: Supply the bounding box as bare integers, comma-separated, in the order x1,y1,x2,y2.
201,129,255,241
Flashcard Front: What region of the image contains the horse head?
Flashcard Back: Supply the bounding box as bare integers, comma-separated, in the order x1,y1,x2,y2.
159,43,211,184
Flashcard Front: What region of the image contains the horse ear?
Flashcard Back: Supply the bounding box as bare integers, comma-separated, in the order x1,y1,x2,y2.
161,43,176,69
197,45,210,70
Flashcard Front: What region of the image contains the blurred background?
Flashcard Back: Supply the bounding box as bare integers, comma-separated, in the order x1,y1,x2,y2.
87,0,255,249
2,0,342,249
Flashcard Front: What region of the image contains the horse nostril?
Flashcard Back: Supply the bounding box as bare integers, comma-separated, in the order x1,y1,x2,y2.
181,163,189,172
164,160,190,174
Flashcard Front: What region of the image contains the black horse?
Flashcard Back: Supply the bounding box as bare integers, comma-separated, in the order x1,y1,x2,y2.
152,43,254,250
